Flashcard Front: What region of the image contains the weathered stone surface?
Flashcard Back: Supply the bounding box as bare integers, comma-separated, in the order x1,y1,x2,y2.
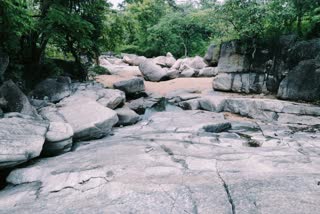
101,64,141,76
38,105,66,123
29,76,72,103
122,54,147,66
277,59,320,101
179,66,197,77
1,109,319,213
204,44,220,66
181,56,207,70
213,73,267,93
0,116,48,169
287,38,320,68
42,122,74,156
127,94,163,114
166,69,180,79
199,67,218,77
198,95,226,112
217,40,249,73
0,80,39,118
152,53,176,68
171,58,183,70
57,99,118,141
115,106,140,126
166,89,202,103
113,77,145,96
139,60,169,82
63,83,125,109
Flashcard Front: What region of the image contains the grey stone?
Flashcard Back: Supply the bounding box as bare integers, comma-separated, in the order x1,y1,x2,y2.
171,58,183,70
217,40,249,73
0,107,319,213
45,122,74,143
277,113,320,126
127,94,163,114
198,96,226,112
42,122,74,156
122,54,147,66
29,76,72,103
178,99,200,110
204,44,220,66
116,107,141,126
199,67,218,77
0,80,40,118
152,53,176,68
180,56,207,70
113,78,145,95
62,84,125,109
277,59,320,101
38,105,65,123
0,116,48,169
213,73,267,94
179,66,196,77
57,99,118,141
139,60,169,82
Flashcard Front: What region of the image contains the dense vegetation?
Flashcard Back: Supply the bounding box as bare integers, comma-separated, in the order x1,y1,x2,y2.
1,0,320,88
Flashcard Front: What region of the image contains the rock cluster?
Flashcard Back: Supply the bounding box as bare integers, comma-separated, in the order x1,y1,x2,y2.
210,37,320,101
0,37,320,213
0,79,137,168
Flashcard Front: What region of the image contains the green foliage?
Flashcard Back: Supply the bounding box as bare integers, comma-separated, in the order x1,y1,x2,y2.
146,9,215,57
88,65,109,77
2,0,320,87
0,0,34,53
1,0,109,85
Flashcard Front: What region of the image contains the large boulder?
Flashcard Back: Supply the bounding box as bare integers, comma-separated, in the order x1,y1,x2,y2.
0,80,39,118
179,65,197,77
139,60,169,82
113,77,145,96
204,44,220,66
29,76,72,103
115,106,141,126
0,51,9,82
217,40,272,74
213,73,267,94
181,56,207,70
199,67,218,77
287,38,320,69
122,54,147,66
57,99,118,141
0,115,48,169
217,40,249,73
152,53,176,68
128,93,163,114
171,59,183,70
277,59,320,101
42,122,74,156
64,82,125,109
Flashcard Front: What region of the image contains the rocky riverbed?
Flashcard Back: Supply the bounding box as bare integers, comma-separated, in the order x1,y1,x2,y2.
0,51,320,213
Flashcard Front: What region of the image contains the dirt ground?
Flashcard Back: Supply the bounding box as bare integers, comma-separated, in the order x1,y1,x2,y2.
96,75,213,95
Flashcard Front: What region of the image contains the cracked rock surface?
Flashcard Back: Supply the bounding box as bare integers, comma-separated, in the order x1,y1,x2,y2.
0,107,320,213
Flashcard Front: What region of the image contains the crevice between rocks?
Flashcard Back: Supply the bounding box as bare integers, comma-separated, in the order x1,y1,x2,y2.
160,145,189,169
215,161,236,214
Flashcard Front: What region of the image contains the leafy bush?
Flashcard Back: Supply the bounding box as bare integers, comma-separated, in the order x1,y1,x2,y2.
88,65,110,78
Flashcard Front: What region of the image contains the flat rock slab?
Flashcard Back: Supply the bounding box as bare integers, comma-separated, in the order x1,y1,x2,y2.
57,99,118,141
0,117,48,169
0,109,319,213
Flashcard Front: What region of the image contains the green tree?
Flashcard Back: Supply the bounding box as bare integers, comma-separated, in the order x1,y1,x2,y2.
147,9,215,57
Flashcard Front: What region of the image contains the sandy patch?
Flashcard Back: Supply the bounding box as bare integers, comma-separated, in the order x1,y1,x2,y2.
97,75,213,95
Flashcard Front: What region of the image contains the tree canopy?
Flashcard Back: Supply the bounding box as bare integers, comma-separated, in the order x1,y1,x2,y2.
1,0,320,86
